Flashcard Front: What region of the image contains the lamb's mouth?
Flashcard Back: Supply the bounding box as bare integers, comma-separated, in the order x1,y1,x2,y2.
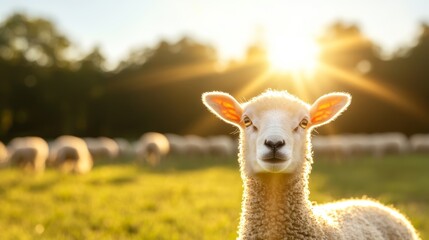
260,154,287,164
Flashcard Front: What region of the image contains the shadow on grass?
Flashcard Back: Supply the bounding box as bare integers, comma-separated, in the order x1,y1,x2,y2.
26,178,59,192
107,175,137,185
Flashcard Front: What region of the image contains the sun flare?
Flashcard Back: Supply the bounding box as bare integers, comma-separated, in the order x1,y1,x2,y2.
267,37,320,74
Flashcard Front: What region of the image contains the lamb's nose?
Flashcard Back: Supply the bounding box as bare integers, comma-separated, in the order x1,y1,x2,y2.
264,139,285,150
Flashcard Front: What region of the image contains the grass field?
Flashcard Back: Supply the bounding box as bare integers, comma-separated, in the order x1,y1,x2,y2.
0,154,428,239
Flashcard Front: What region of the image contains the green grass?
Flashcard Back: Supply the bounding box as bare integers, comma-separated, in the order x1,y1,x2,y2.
0,155,428,239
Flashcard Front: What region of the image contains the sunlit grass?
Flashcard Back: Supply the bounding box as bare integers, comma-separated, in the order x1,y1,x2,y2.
0,155,427,239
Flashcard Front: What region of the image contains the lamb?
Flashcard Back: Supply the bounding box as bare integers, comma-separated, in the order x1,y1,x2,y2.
49,135,93,174
7,137,49,173
136,132,170,166
202,90,419,240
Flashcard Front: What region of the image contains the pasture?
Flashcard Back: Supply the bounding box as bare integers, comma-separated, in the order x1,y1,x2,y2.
0,154,428,239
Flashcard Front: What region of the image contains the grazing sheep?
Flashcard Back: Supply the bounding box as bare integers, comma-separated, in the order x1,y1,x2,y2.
50,135,93,174
371,132,409,158
312,135,352,160
165,133,188,156
84,137,120,159
136,132,170,166
207,135,237,157
0,141,8,167
345,134,374,156
114,138,134,156
7,137,49,172
410,134,429,154
202,90,419,239
184,135,210,156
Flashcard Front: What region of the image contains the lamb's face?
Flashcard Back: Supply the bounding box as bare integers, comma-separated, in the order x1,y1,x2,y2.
241,95,310,174
202,90,351,175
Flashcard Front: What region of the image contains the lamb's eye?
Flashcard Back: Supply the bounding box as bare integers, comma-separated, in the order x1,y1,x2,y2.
243,116,253,127
299,118,309,129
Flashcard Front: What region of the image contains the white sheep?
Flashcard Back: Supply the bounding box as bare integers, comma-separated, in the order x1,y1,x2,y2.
202,90,419,239
371,132,410,158
183,135,210,156
165,133,188,156
136,132,170,166
410,134,429,154
345,133,374,156
7,137,49,173
114,138,134,156
84,137,120,159
207,135,237,157
50,135,93,174
0,141,8,167
312,135,352,160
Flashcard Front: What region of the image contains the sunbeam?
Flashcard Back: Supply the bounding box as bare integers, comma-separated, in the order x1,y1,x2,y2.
234,69,274,99
110,61,218,91
319,34,372,52
318,62,429,122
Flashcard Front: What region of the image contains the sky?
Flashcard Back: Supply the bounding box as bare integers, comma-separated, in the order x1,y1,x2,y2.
1,0,428,68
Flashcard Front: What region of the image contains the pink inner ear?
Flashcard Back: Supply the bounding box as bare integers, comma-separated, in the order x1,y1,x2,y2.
212,96,241,122
310,96,346,124
222,110,240,121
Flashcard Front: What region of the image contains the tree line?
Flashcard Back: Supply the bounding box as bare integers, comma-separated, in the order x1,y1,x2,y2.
0,13,428,140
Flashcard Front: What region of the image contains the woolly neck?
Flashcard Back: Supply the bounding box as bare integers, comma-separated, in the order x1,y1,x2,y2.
238,165,327,240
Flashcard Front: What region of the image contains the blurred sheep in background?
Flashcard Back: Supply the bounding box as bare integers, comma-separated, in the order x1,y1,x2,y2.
184,135,210,156
165,133,188,156
312,133,412,160
114,138,135,157
84,137,120,160
371,133,409,158
0,141,8,168
410,134,429,154
136,132,170,166
49,135,93,174
207,135,237,157
7,137,49,173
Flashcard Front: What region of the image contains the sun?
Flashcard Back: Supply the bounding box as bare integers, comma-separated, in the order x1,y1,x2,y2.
267,36,320,74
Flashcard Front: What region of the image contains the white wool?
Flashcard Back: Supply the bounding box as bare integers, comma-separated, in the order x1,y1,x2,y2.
7,137,49,172
207,135,237,157
50,135,93,174
137,132,170,166
165,133,188,156
84,137,120,159
370,132,409,157
183,135,210,156
114,138,134,156
410,134,429,154
313,133,410,159
202,90,420,240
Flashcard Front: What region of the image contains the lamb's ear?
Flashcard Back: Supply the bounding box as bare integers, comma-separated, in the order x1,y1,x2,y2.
202,91,243,127
309,92,351,128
